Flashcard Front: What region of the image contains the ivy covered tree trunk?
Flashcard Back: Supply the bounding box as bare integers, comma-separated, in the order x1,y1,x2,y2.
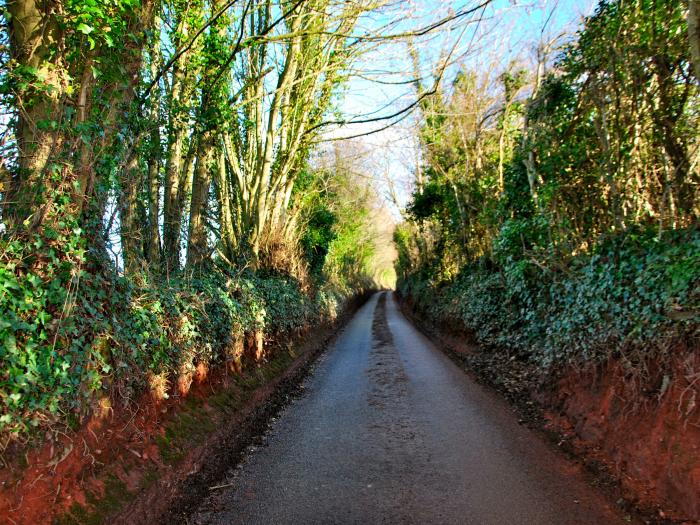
147,118,163,265
120,152,144,273
145,13,164,267
5,0,67,228
162,60,188,274
215,149,236,262
6,0,156,235
162,3,202,274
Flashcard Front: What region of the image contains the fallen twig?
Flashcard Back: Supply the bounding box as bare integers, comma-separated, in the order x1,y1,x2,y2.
209,482,235,490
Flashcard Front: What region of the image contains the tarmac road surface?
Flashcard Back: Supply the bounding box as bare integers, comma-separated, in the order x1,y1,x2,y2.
190,292,626,525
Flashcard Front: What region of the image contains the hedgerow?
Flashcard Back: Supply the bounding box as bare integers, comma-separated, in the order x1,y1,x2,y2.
0,239,352,441
396,0,699,381
399,227,700,369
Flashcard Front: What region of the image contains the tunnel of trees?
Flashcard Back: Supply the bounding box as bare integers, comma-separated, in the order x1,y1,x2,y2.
0,0,398,440
0,2,698,513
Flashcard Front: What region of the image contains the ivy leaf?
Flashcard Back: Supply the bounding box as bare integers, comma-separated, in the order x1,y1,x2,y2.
77,23,94,35
4,334,17,354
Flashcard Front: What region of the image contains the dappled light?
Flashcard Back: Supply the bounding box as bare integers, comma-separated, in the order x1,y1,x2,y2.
0,0,698,522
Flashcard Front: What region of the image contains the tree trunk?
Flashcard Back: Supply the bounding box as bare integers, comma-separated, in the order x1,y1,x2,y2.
161,5,201,273
120,152,144,273
497,112,507,194
146,16,163,266
75,0,156,217
5,0,66,228
187,132,216,267
688,0,700,81
215,149,236,261
162,61,187,274
147,135,162,265
650,55,691,216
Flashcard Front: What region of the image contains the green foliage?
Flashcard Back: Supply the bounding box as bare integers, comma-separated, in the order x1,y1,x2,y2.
526,0,698,235
401,228,700,367
294,152,386,293
0,0,380,448
407,180,448,222
397,0,700,374
324,204,375,289
0,251,349,438
301,205,337,277
492,216,551,264
0,212,88,433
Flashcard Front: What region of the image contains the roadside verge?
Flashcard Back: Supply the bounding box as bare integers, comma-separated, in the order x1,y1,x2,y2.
1,293,371,525
397,292,699,525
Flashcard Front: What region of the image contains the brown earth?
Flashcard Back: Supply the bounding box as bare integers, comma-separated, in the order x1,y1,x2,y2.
399,293,700,525
540,351,700,522
0,294,369,525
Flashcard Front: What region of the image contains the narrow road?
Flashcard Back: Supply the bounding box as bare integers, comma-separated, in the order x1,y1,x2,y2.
191,292,626,524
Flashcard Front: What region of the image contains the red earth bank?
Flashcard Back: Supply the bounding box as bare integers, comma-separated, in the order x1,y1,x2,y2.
0,325,309,525
541,349,700,522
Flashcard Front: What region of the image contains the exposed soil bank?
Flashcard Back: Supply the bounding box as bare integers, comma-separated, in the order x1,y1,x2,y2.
398,293,700,524
0,293,370,525
540,352,700,522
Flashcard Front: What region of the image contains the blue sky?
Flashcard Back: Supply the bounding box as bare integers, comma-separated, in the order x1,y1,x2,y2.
339,0,596,123
321,0,597,216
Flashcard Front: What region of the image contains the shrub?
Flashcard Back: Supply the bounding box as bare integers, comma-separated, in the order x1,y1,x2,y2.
400,227,700,369
0,249,352,440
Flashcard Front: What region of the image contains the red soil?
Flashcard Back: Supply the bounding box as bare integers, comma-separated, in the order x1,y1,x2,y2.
0,390,168,524
542,349,700,522
0,327,308,525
